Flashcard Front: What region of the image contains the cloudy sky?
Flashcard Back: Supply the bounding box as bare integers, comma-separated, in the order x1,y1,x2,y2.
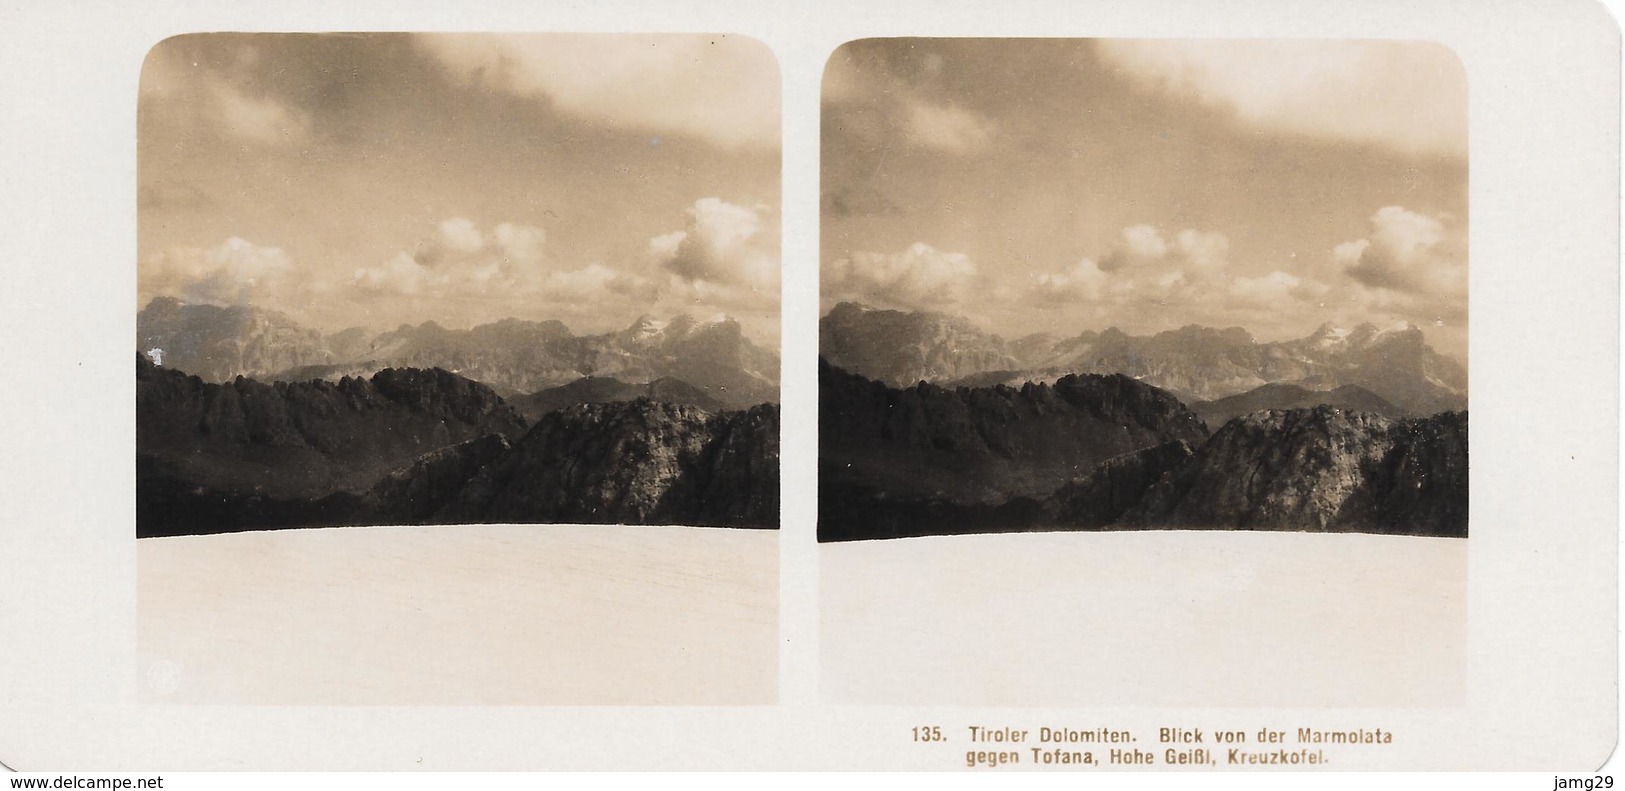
821,39,1469,361
139,33,781,344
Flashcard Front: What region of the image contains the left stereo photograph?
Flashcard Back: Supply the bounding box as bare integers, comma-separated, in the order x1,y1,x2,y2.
134,33,782,705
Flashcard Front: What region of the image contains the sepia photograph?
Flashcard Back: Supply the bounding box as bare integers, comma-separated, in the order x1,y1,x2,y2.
135,32,782,704
819,38,1471,706
0,0,1617,772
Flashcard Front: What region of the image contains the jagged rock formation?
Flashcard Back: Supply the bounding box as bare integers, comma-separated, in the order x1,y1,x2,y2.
820,358,1210,504
1121,407,1467,536
819,359,1209,540
137,353,527,501
139,298,779,409
816,479,1047,543
1190,383,1402,426
362,434,514,525
822,302,1466,415
285,312,779,406
820,355,1469,540
137,296,336,382
137,356,780,535
1043,440,1197,528
437,401,779,528
820,301,1020,386
508,375,725,423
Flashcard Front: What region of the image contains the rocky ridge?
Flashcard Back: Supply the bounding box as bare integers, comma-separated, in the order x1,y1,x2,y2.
819,359,1468,541
819,357,1211,506
1119,407,1467,536
437,401,779,528
508,375,726,423
138,298,779,408
1190,383,1403,426
137,357,781,535
822,302,1466,416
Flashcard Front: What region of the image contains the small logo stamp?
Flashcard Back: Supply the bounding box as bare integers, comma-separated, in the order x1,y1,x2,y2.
145,659,181,696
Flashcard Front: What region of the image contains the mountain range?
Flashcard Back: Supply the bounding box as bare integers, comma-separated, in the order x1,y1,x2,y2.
820,302,1466,416
507,376,725,423
139,297,779,408
818,360,1467,541
137,354,779,536
1188,382,1402,426
819,357,1209,508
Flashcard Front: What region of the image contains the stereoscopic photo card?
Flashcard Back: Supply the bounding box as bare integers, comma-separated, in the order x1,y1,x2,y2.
819,36,1470,709
0,0,1617,774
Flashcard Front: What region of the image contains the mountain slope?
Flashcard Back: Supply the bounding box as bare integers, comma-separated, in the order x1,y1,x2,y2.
1121,407,1468,536
818,358,1210,540
139,298,780,409
435,400,779,528
137,296,336,382
507,376,725,422
1043,440,1198,528
820,358,1210,502
820,303,1467,415
1190,383,1403,425
309,312,780,407
137,354,527,497
138,357,780,534
136,355,529,536
821,402,1469,541
820,302,1020,386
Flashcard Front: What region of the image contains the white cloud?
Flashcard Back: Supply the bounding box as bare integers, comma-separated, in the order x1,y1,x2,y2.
1031,258,1109,303
436,218,486,256
905,100,996,153
418,33,779,149
825,242,980,310
140,237,303,307
1099,224,1166,271
546,263,658,302
1096,40,1466,157
651,198,779,293
1229,270,1312,306
1025,223,1334,315
1335,205,1465,296
352,217,682,313
494,222,546,266
355,218,549,298
1091,224,1231,288
1121,224,1170,260
352,251,440,297
1172,229,1230,281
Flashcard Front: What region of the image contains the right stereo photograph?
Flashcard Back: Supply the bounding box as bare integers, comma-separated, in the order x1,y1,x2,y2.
819,38,1468,707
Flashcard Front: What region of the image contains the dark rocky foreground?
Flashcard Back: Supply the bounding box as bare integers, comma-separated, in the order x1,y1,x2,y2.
507,376,726,423
819,362,1467,541
137,356,779,536
819,357,1210,506
431,401,779,528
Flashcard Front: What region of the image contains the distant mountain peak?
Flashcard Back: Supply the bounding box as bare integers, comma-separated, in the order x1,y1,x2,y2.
138,297,779,407
818,303,1465,411
143,295,185,313
627,314,669,336
827,300,873,316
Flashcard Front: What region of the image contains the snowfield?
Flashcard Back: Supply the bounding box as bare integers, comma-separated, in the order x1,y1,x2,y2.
139,524,778,705
822,530,1464,707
